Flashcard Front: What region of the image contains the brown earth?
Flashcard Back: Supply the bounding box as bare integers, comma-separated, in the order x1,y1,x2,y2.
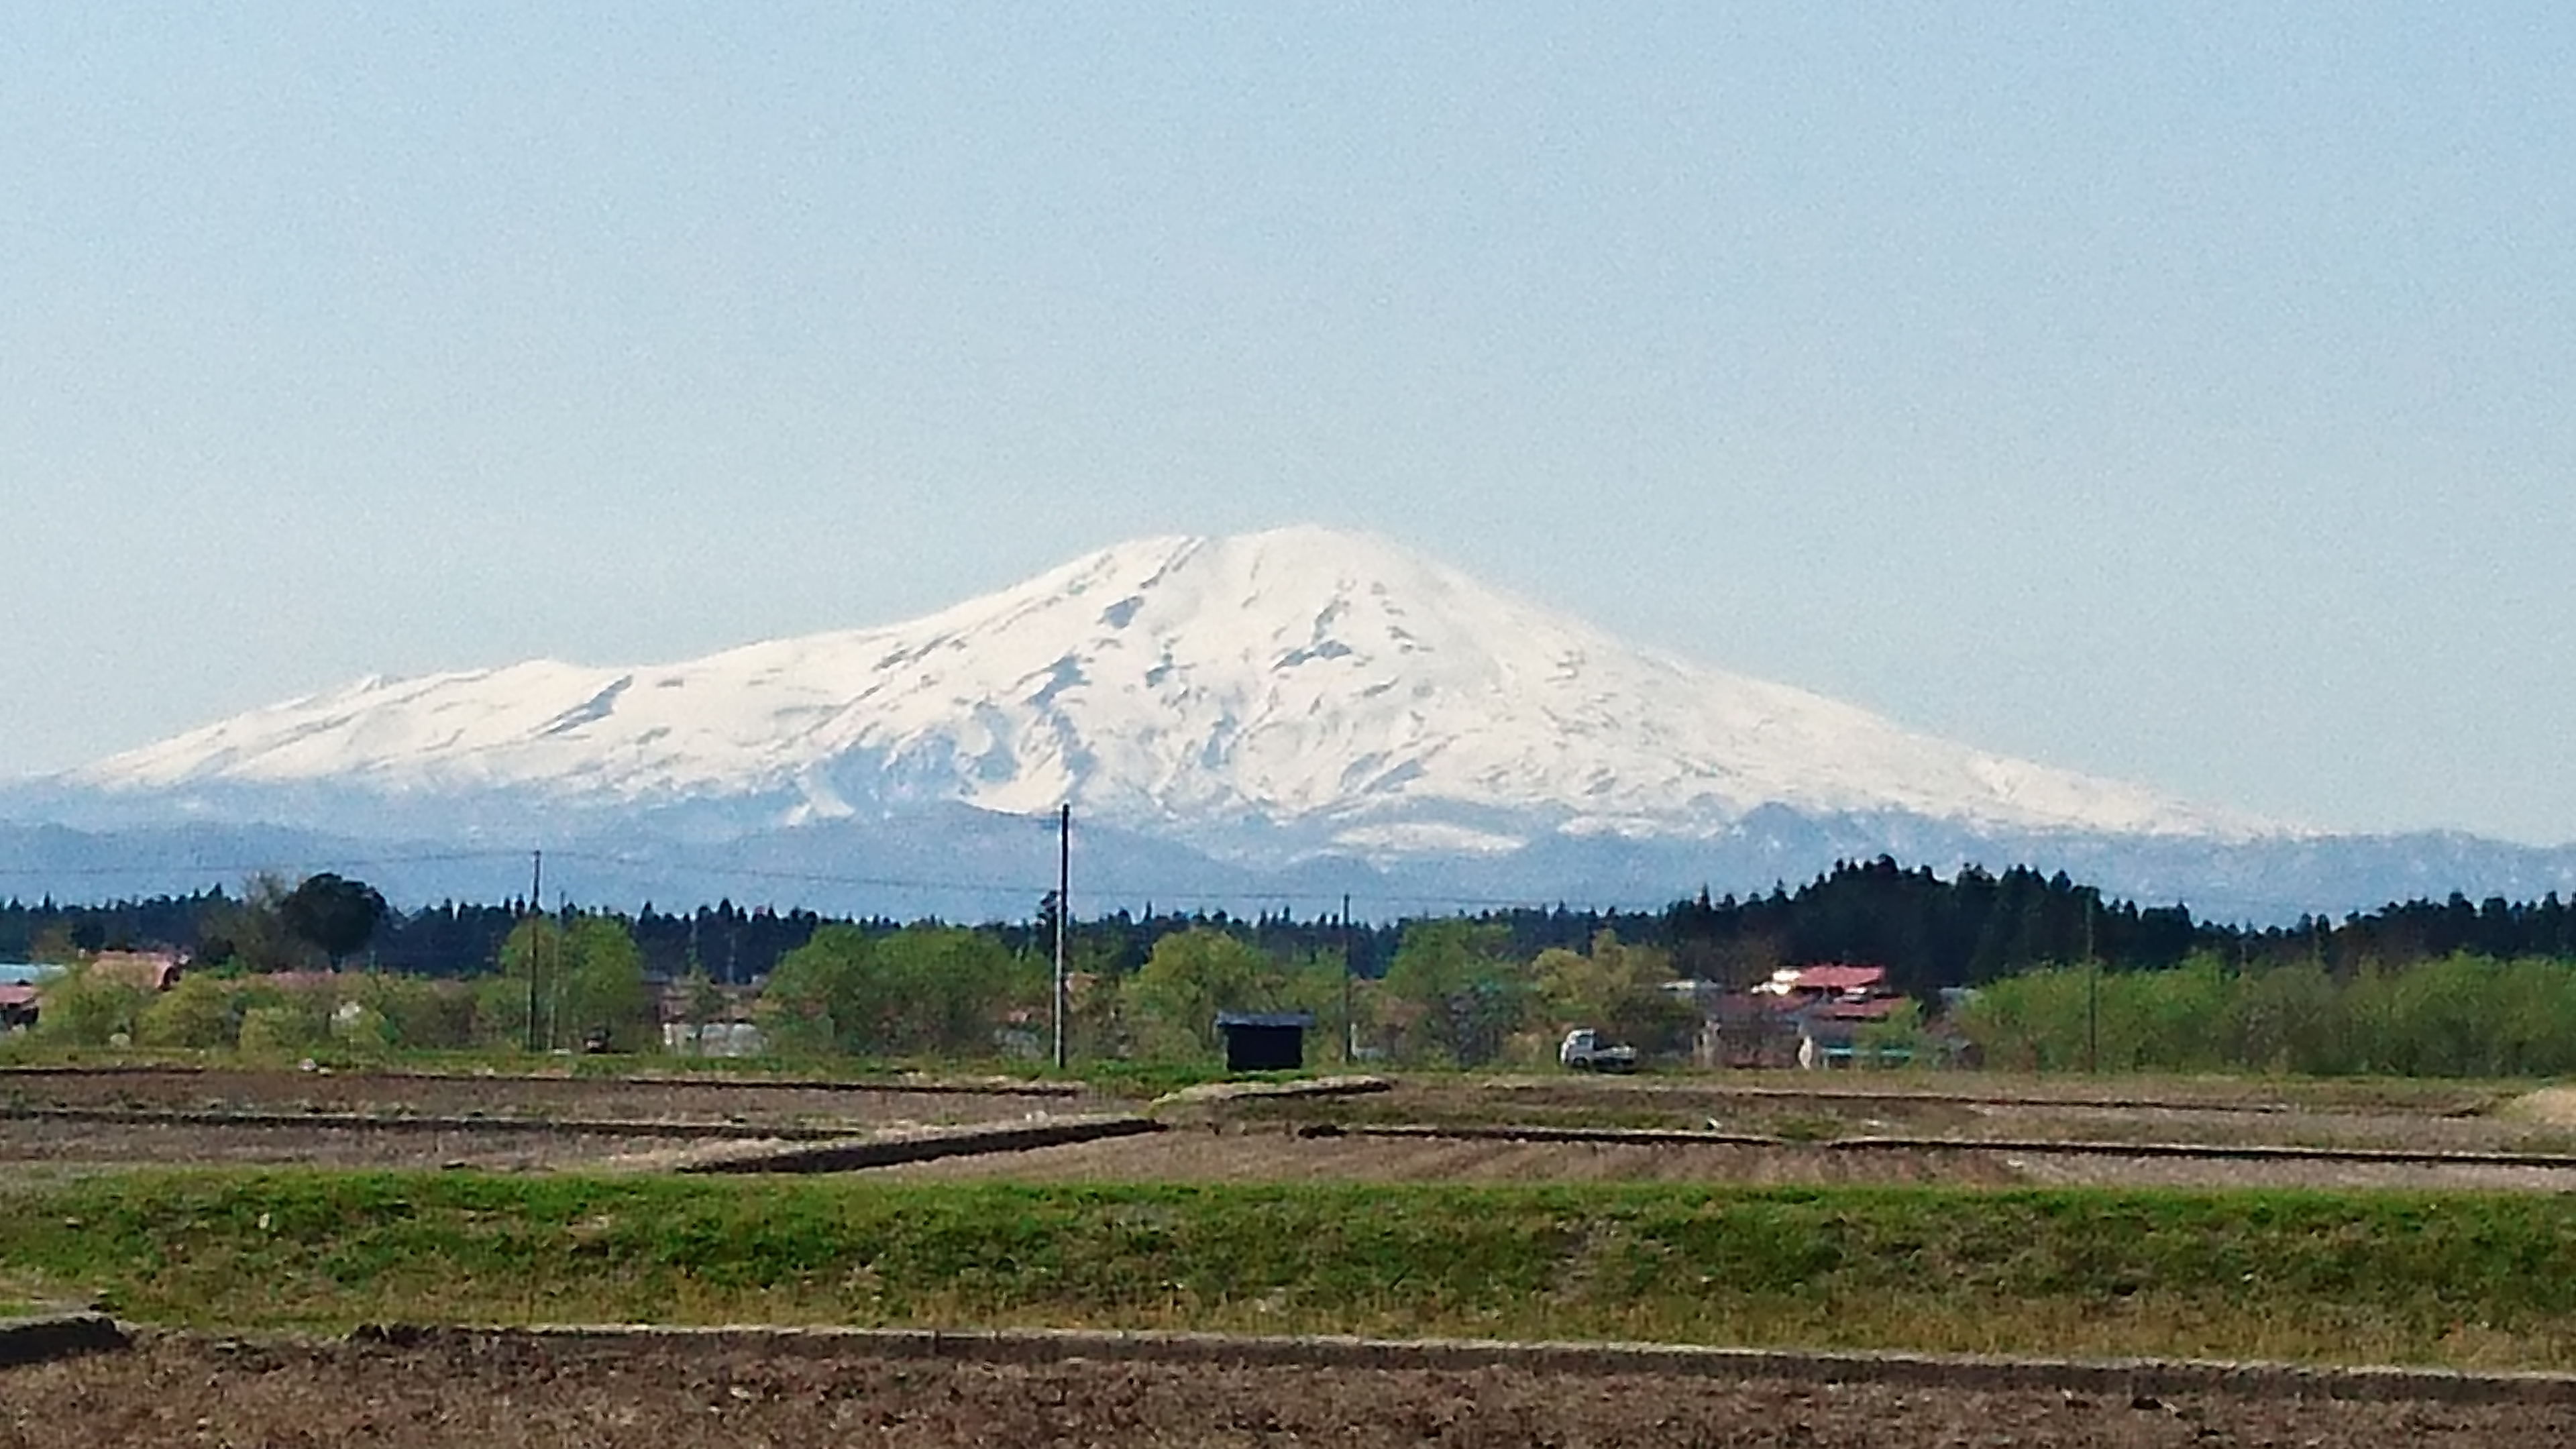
1318,1077,2565,1152
6,1333,2569,1448
0,1116,698,1173
0,1067,1087,1128
1425,1072,2508,1116
875,1122,2576,1190
13,1061,2576,1188
874,1126,2017,1185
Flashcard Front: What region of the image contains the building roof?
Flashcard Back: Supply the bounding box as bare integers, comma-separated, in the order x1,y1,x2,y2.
82,951,185,992
1760,963,1889,995
1215,1011,1316,1030
0,983,40,1009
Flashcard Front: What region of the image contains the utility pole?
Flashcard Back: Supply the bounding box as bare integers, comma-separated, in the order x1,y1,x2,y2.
551,891,570,1054
1341,892,1355,1064
526,851,543,1054
2084,892,2099,1075
1053,804,1071,1071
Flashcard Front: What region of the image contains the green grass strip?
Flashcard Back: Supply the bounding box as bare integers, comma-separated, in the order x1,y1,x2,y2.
5,1172,2573,1369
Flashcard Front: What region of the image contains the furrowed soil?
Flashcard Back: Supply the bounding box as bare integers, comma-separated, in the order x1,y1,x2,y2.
11,1064,2575,1189
0,1067,1102,1176
0,1067,1088,1126
875,1122,2576,1191
879,1126,2028,1185
0,1116,698,1173
6,1334,2569,1448
1244,1076,2572,1153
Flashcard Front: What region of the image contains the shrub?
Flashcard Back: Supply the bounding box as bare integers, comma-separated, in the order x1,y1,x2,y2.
136,975,244,1050
236,1002,331,1058
34,967,150,1047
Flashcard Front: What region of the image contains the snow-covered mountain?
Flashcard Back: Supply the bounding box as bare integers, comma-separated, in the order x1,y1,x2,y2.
50,526,2270,860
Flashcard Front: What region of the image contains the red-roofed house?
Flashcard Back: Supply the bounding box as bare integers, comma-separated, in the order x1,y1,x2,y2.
1756,963,1889,998
1696,962,1913,1069
0,983,38,1031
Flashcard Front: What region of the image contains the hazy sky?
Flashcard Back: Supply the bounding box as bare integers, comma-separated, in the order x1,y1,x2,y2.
5,5,2571,845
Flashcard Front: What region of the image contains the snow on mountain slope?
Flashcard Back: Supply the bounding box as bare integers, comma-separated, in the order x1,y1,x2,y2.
65,526,2274,856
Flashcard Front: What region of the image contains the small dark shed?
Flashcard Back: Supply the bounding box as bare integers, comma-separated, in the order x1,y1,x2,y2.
1215,1010,1314,1073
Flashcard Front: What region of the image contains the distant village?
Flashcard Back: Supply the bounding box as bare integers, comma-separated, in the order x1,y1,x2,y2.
0,943,1966,1073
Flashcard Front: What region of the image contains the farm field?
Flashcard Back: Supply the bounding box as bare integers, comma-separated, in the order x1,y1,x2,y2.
0,1065,1090,1126
0,1065,1102,1176
12,1062,2576,1444
10,1063,2573,1189
9,1331,2571,1449
876,1120,2576,1191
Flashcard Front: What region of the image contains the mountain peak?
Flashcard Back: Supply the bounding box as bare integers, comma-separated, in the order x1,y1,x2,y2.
55,525,2273,856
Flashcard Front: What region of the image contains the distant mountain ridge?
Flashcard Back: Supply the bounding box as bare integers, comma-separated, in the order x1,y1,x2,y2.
5,526,2569,922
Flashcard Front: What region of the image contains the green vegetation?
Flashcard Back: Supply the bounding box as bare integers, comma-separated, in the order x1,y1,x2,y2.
1966,953,2576,1077
6,1171,2576,1368
484,915,657,1053
757,923,1040,1059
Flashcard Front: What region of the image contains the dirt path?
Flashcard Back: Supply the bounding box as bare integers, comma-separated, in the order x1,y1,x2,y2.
5,1333,2567,1448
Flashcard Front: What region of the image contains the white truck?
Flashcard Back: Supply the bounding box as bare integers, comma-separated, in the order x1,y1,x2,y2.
1558,1027,1639,1073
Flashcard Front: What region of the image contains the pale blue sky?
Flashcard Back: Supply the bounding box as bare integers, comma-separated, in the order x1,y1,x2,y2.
4,5,2570,844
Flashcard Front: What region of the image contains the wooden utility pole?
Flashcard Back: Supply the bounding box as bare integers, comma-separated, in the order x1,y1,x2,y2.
2084,892,2099,1075
1341,892,1355,1064
526,851,543,1053
1053,804,1071,1071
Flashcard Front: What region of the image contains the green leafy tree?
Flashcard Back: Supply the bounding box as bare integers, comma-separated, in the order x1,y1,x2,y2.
356,973,478,1051
757,924,1033,1060
492,915,655,1053
236,1000,331,1058
873,925,1034,1057
667,965,730,1054
27,924,80,966
1530,930,1696,1058
755,924,867,1057
1381,919,1527,1067
195,874,309,973
137,973,245,1050
278,873,390,967
1855,998,1928,1065
1278,947,1362,1065
36,964,151,1046
1121,928,1290,1061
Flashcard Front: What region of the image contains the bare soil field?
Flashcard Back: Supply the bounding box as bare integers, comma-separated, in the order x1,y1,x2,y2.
1426,1072,2510,1116
878,1126,2017,1185
9,1332,2571,1449
1287,1075,2566,1150
11,1064,2573,1190
0,1067,1086,1128
0,1066,1112,1177
873,1121,2576,1190
0,1116,698,1174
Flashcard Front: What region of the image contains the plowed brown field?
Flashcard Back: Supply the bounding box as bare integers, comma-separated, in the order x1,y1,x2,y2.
0,1067,1084,1126
7,1334,2569,1449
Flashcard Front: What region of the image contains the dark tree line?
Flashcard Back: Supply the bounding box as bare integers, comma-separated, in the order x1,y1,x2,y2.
1658,858,2576,999
6,859,2574,995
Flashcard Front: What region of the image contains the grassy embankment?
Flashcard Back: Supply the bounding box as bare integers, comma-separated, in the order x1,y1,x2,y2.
4,1171,2573,1369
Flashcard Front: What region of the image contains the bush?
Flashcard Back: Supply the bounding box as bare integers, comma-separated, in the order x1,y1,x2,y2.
34,967,150,1047
1960,951,2576,1077
136,975,243,1050
236,1002,331,1058
354,974,477,1051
